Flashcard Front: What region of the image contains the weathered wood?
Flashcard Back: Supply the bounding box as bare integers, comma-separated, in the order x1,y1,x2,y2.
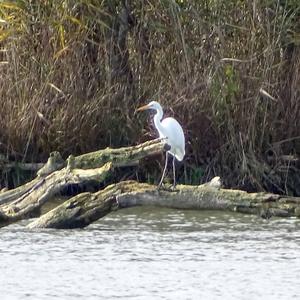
19,162,45,171
0,162,44,172
0,139,165,206
0,139,166,225
0,163,112,225
74,138,166,169
0,178,41,206
28,179,300,229
1,138,300,229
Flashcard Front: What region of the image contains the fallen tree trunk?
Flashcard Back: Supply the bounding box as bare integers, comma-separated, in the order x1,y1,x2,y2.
0,163,112,225
28,180,300,229
0,139,166,225
0,138,165,206
1,139,300,229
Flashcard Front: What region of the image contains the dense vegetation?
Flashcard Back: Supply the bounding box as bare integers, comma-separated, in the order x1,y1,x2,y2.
0,0,299,194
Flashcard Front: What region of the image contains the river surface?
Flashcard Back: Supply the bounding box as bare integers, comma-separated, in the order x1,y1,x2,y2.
0,208,299,300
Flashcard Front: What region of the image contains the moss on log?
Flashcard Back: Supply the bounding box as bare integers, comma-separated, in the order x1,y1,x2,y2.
74,138,166,169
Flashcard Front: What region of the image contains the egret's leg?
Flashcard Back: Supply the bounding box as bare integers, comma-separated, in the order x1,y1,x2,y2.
172,155,176,188
158,152,168,188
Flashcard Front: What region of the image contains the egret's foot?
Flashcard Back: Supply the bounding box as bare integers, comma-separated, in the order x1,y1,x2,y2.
157,184,177,192
171,184,177,191
157,183,163,190
111,197,119,211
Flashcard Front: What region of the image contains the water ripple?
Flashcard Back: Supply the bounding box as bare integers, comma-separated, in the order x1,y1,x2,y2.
0,209,299,299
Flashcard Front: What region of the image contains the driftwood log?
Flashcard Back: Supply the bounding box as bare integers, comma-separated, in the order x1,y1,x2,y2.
1,139,300,229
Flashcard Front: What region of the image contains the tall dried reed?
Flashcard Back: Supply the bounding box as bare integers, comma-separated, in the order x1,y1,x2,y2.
0,0,299,194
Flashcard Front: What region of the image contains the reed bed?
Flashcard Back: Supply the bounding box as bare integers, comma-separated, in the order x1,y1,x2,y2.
0,0,299,194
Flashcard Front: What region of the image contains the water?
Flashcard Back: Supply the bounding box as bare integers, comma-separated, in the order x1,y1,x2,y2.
0,208,299,300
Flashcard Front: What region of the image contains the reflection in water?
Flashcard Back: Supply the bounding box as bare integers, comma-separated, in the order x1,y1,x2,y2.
0,208,299,299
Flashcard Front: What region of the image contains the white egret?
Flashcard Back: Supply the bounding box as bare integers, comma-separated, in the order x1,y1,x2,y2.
136,101,185,187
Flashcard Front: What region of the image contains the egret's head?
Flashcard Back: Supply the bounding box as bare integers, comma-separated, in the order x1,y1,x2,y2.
136,101,162,113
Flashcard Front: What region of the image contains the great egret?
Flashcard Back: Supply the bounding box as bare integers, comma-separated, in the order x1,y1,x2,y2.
136,101,185,187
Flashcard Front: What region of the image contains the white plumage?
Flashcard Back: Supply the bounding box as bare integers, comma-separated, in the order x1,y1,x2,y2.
136,101,185,187
155,115,185,161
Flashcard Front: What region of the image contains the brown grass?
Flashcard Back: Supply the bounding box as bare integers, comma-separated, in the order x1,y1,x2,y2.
0,0,299,194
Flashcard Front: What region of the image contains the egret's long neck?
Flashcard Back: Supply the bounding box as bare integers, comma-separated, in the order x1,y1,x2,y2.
153,106,164,133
